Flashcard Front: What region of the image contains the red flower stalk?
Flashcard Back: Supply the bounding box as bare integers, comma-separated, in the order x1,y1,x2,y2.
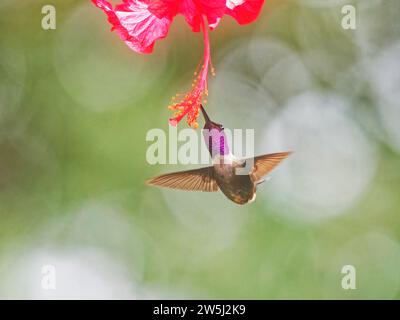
92,0,265,127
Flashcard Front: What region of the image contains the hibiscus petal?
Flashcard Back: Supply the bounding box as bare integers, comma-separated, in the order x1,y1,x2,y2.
179,0,202,32
179,0,226,31
92,0,174,54
225,0,265,25
195,0,227,30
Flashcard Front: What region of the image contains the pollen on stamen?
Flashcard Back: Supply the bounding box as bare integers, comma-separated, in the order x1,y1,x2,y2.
168,78,208,127
168,53,213,127
211,67,216,76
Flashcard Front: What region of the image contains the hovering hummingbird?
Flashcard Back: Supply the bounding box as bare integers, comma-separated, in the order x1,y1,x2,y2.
147,106,292,205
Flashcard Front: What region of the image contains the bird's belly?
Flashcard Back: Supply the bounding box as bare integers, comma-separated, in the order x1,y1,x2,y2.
214,164,255,205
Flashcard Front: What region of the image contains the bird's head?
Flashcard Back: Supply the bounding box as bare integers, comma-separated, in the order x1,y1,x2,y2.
200,105,229,158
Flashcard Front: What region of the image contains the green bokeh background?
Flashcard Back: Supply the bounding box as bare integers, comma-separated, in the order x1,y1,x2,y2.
0,0,400,299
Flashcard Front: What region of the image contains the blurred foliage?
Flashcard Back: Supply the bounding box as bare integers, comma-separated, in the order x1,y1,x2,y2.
0,0,400,299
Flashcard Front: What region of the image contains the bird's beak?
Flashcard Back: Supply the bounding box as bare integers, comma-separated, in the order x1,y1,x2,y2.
200,104,211,125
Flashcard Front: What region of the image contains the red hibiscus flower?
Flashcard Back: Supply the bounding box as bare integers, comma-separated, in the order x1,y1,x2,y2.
92,0,265,127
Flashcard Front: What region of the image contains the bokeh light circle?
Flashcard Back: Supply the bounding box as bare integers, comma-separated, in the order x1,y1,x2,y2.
209,38,312,132
2,247,137,299
369,42,400,153
323,233,400,299
259,91,378,222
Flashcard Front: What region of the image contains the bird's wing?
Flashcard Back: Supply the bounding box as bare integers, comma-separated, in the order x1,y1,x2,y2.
249,151,292,182
146,166,219,192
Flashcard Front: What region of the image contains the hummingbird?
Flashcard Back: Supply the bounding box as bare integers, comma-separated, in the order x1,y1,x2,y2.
147,105,292,205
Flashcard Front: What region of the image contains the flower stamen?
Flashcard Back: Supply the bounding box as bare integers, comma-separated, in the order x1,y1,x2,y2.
168,15,214,128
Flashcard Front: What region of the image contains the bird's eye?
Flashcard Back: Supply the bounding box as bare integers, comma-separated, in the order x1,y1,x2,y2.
220,125,224,130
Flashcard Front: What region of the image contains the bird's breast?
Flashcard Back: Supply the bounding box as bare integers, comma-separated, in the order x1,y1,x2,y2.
213,161,256,205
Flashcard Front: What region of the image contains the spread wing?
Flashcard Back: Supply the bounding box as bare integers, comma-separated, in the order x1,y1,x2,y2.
146,166,218,192
249,151,292,182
